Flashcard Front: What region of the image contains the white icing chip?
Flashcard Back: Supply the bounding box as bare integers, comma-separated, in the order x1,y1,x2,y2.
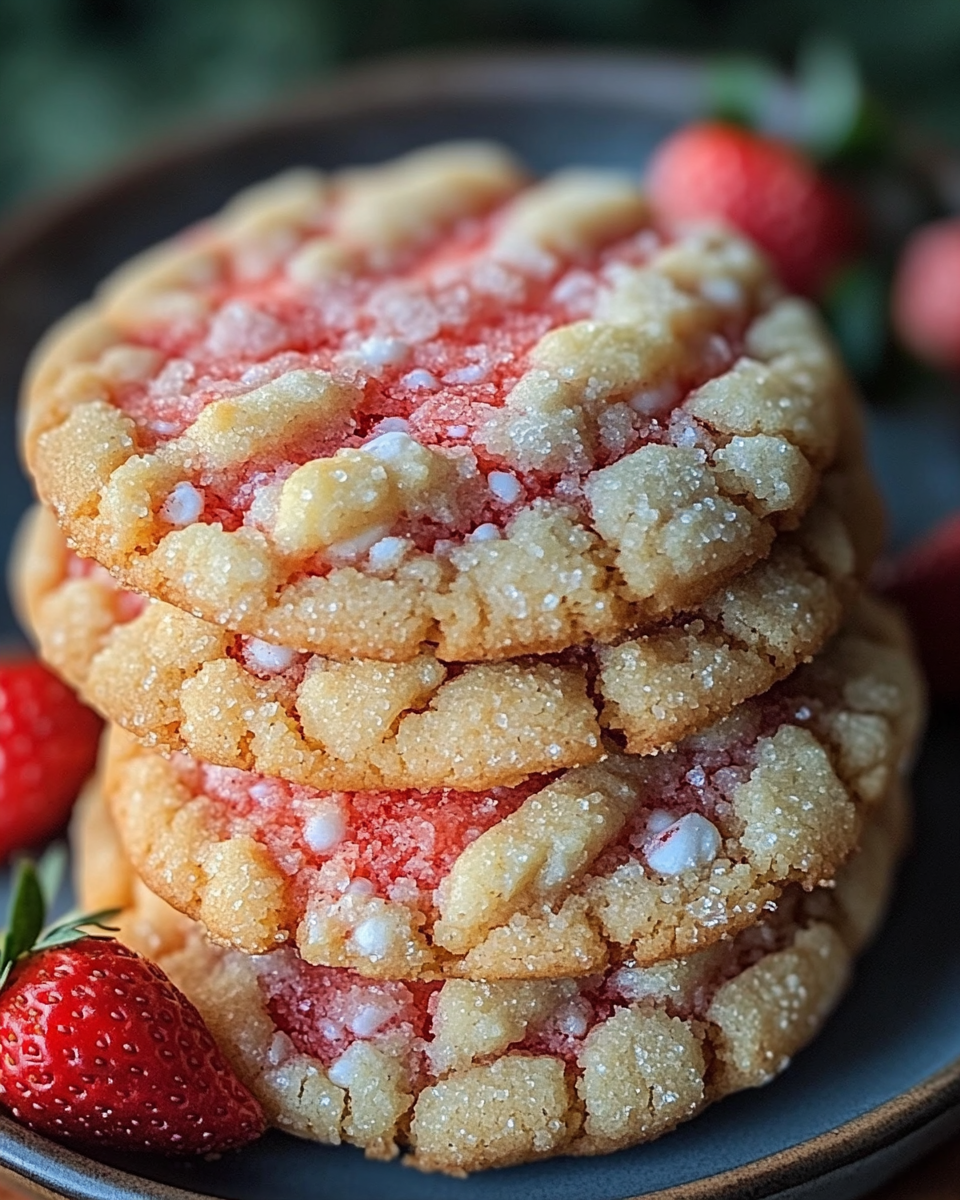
367,535,412,571
347,1000,397,1038
357,336,409,369
646,813,722,877
488,470,523,504
401,368,439,391
374,417,412,434
352,916,392,959
645,809,677,836
161,482,204,527
327,1043,366,1087
468,523,501,542
326,523,394,564
363,430,421,462
244,638,297,674
443,363,488,384
700,277,744,307
304,802,348,853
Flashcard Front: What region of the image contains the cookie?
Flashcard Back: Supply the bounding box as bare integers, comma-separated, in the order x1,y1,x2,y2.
23,143,855,662
83,780,907,1175
15,442,880,788
102,597,923,979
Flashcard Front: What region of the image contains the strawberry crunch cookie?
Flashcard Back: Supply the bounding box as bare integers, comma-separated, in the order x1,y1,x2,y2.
77,780,908,1175
16,444,881,787
102,598,923,980
23,143,854,662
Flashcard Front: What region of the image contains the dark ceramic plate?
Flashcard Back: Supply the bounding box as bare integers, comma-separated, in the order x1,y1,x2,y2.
0,50,959,1200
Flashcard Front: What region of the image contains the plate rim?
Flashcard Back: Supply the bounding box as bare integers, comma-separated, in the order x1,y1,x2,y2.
0,45,957,1200
0,1054,957,1200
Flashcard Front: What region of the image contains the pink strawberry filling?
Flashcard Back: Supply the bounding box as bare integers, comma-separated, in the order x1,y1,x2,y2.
175,673,829,919
107,201,753,552
184,762,548,913
258,951,440,1071
256,893,804,1074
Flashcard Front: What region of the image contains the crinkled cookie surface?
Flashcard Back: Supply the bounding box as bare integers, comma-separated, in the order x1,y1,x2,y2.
16,440,880,786
23,143,854,661
102,596,923,980
82,780,906,1175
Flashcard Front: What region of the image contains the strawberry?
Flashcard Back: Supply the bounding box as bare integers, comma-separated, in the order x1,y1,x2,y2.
891,218,960,371
884,511,960,701
0,658,102,861
0,857,265,1155
647,121,860,296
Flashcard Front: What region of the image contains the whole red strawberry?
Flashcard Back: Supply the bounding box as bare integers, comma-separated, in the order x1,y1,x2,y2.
647,121,860,296
0,659,102,861
891,218,960,371
0,860,265,1155
884,512,960,701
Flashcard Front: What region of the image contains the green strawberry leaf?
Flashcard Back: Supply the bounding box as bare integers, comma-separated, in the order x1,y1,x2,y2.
0,861,46,989
704,56,779,131
797,35,891,164
36,908,121,951
0,853,121,992
36,842,67,910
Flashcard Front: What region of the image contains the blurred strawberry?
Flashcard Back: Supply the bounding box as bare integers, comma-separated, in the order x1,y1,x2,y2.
0,659,102,860
885,512,960,700
647,121,861,295
891,218,960,371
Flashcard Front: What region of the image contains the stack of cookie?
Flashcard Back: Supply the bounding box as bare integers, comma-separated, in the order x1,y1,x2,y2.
14,144,924,1174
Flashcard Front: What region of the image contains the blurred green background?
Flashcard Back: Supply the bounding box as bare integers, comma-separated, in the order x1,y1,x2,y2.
2,0,960,214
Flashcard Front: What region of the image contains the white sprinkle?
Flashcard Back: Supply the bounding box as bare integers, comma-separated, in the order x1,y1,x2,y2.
328,1044,365,1087
443,363,487,384
401,368,439,391
646,813,721,876
249,781,275,802
374,417,411,435
488,470,523,505
244,638,296,674
326,524,394,564
646,809,676,836
555,998,591,1038
468,523,501,543
367,536,412,572
628,382,680,415
266,1031,295,1067
346,878,375,896
161,482,204,527
446,424,469,438
357,336,409,369
363,430,420,462
304,803,347,854
352,916,392,959
700,277,744,307
347,1001,395,1038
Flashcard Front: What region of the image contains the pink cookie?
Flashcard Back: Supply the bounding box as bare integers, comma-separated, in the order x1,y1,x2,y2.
103,596,923,980
23,144,853,661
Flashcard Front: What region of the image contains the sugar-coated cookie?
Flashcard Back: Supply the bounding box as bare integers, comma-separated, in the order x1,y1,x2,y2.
23,144,854,661
15,445,879,787
79,781,906,1175
102,597,923,979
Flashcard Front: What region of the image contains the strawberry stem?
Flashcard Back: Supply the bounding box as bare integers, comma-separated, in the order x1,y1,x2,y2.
0,852,120,991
